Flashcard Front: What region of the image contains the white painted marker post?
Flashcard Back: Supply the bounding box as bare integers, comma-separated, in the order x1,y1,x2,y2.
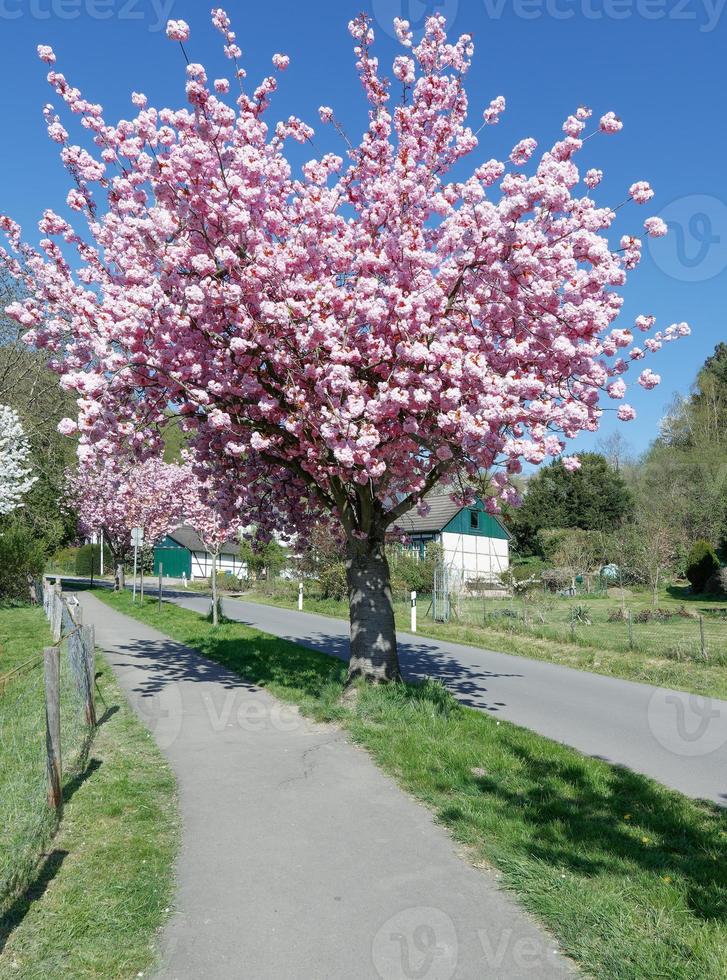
298,581,304,611
411,590,417,632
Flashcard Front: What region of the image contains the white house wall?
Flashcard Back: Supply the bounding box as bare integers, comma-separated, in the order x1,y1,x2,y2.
439,532,509,584
190,551,248,579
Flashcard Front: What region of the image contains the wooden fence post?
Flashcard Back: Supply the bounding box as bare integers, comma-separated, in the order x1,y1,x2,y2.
82,624,97,727
699,616,707,660
44,646,62,812
627,609,634,650
52,582,63,643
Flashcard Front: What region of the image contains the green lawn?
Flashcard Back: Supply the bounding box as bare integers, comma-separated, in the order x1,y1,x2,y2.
95,588,727,980
243,586,727,700
0,606,179,980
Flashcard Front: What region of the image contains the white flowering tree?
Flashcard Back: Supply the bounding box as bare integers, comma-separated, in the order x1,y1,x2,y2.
0,405,36,518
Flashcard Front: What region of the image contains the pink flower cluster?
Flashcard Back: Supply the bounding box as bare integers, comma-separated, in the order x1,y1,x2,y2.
166,19,190,43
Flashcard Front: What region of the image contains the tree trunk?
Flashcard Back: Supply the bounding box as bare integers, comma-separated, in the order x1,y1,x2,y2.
115,564,125,591
345,537,400,684
211,552,219,627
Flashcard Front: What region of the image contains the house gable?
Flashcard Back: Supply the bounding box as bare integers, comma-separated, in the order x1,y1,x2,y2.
443,499,511,540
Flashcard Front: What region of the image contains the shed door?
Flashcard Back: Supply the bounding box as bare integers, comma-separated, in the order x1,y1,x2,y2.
154,547,191,578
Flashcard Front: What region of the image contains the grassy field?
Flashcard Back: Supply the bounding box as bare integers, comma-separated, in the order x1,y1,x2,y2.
242,585,727,700
95,588,727,980
0,607,179,980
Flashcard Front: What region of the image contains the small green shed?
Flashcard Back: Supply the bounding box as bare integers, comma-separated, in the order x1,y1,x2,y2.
154,534,192,578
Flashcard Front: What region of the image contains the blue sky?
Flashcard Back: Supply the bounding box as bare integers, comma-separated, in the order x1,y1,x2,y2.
0,0,724,459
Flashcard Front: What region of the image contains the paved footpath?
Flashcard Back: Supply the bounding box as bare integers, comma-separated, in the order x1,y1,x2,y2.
162,591,727,806
77,592,573,980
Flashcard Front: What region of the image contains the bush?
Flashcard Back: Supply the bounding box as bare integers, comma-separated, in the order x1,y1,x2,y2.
317,562,348,601
209,572,245,592
704,566,727,596
685,540,720,594
75,543,101,577
0,524,46,603
541,568,572,592
47,546,81,575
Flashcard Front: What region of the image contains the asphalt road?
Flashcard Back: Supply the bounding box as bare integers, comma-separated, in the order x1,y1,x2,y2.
77,591,573,980
165,590,727,806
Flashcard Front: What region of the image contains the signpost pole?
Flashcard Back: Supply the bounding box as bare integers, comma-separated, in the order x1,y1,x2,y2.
131,527,144,603
132,541,138,602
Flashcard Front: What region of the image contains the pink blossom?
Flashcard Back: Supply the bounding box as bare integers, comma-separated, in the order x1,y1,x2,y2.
638,368,661,389
37,45,56,64
214,78,230,93
57,417,77,436
483,96,506,125
272,53,290,70
617,404,637,421
318,106,334,123
562,456,581,472
166,19,190,42
393,18,413,46
510,138,537,166
644,216,667,237
584,168,602,189
629,181,654,204
599,111,623,133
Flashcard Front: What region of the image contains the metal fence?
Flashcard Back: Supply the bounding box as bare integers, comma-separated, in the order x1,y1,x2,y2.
425,592,727,664
0,578,96,908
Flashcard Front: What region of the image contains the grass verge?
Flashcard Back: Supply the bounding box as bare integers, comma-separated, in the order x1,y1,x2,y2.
95,588,727,980
241,590,727,700
0,607,179,980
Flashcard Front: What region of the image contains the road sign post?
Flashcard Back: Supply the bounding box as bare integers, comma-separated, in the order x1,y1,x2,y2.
131,527,143,602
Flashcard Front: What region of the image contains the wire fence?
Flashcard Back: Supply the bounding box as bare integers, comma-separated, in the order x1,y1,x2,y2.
433,593,727,664
0,578,96,911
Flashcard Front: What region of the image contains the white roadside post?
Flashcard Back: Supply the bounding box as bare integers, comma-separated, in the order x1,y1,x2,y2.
298,581,304,611
99,531,104,577
411,590,417,632
131,526,143,602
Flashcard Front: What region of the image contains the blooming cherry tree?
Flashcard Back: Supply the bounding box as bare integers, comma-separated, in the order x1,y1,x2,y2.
2,11,688,681
183,467,243,625
70,455,190,587
0,404,37,518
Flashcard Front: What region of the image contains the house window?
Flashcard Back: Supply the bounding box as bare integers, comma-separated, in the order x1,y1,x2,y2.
469,510,479,530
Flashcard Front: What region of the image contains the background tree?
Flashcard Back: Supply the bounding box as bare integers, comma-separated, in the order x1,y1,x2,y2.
595,431,635,474
0,272,77,549
637,344,727,550
685,540,720,595
508,454,633,556
238,535,289,583
0,404,36,518
538,528,604,591
184,471,242,626
1,11,686,682
70,456,190,588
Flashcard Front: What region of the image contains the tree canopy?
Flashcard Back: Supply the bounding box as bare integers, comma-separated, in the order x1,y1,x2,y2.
509,453,633,555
